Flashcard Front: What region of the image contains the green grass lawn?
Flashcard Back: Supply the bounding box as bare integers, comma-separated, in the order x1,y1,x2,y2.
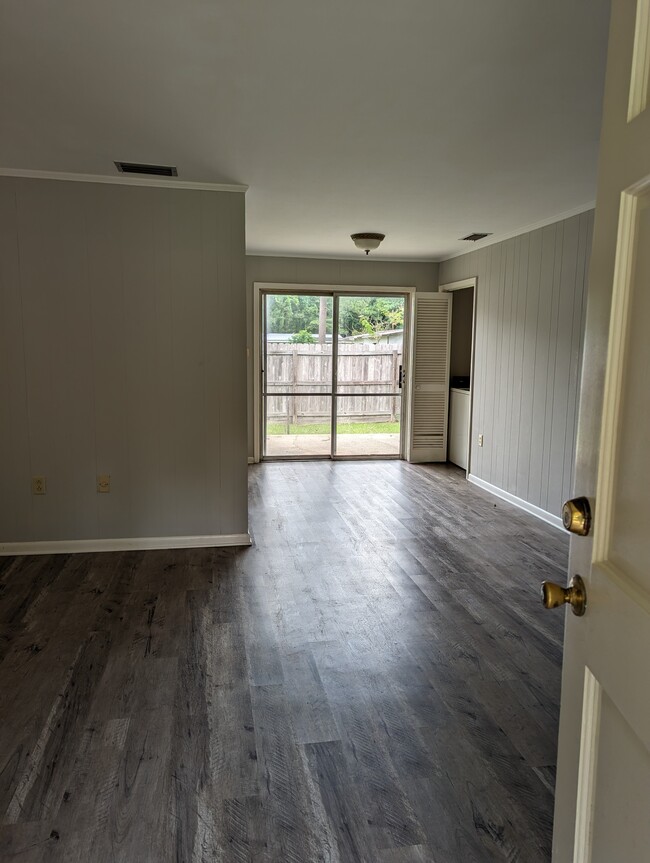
267,421,400,435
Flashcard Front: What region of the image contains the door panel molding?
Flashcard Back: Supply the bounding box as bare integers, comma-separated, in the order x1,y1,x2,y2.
573,668,602,863
593,182,649,562
628,0,650,120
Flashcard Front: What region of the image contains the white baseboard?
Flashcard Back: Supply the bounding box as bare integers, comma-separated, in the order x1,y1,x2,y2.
0,533,252,556
467,475,564,531
248,456,255,464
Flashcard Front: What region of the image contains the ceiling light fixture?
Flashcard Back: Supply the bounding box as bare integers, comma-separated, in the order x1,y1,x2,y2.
351,232,385,255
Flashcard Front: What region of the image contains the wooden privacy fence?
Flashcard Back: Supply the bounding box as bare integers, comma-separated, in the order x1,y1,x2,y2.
265,342,403,427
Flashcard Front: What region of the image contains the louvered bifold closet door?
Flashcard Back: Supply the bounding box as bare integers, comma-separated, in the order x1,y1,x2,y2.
407,294,452,463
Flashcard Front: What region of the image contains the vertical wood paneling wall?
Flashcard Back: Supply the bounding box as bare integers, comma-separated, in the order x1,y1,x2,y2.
0,177,247,544
245,255,439,457
439,210,594,519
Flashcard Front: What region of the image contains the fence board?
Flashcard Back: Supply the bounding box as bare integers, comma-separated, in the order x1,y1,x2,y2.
264,342,403,426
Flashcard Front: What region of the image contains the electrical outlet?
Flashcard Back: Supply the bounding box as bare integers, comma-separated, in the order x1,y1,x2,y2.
478,434,484,447
32,476,46,495
97,474,111,493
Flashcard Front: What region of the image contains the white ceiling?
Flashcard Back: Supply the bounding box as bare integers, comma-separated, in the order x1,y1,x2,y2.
0,1,610,261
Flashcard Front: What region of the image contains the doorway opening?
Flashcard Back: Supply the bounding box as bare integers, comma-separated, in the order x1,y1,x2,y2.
440,277,477,475
260,290,408,460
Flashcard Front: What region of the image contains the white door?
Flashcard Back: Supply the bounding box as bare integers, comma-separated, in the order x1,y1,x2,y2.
552,1,650,861
406,293,452,463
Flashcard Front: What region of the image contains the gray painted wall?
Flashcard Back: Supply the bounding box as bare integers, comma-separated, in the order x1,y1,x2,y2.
439,210,594,518
0,177,248,543
246,255,439,457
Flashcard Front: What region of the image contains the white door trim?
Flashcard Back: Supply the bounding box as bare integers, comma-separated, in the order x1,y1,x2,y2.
254,282,418,295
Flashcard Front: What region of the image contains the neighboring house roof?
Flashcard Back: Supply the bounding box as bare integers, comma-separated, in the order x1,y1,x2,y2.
267,330,403,343
266,333,333,342
346,329,404,341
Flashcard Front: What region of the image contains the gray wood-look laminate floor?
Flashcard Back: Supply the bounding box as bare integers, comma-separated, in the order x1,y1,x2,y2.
0,461,567,862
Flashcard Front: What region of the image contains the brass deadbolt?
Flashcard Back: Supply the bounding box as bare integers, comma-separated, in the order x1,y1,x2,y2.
562,497,592,536
541,575,587,617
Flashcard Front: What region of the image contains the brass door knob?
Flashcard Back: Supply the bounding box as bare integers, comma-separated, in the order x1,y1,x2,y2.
541,575,587,616
562,497,592,536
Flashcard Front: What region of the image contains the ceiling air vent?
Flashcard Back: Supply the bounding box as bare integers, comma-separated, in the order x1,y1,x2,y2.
114,161,178,177
460,232,492,242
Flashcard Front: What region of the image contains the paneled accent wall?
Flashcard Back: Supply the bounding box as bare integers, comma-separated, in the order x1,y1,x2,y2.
439,210,594,519
245,255,439,457
0,177,247,545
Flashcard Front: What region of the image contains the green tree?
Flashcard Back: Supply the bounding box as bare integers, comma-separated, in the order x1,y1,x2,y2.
338,296,404,337
290,329,316,344
266,294,403,339
267,295,328,333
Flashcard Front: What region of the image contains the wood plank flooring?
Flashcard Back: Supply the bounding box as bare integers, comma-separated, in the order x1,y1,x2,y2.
0,461,568,862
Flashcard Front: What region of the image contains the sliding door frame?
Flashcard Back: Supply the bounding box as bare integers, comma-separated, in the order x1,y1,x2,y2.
331,293,340,457
253,282,416,463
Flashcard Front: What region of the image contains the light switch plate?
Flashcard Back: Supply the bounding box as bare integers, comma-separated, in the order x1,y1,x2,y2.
97,474,111,493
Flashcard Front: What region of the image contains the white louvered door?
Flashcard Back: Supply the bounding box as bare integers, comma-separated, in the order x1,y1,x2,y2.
406,294,452,463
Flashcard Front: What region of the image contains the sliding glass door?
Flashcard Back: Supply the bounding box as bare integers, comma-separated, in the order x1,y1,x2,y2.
262,292,405,459
263,293,333,457
334,295,403,457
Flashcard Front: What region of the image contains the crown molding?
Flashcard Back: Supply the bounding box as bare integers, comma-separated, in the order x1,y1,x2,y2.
246,251,438,263
0,167,248,193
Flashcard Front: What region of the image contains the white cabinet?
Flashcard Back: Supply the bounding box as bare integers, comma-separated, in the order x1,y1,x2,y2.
448,388,470,470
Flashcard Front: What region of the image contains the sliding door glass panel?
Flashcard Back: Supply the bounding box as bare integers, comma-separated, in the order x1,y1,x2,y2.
266,395,332,456
263,294,333,457
335,295,404,456
335,395,401,455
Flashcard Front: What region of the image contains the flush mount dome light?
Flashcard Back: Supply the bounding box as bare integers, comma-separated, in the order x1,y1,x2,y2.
351,232,385,255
